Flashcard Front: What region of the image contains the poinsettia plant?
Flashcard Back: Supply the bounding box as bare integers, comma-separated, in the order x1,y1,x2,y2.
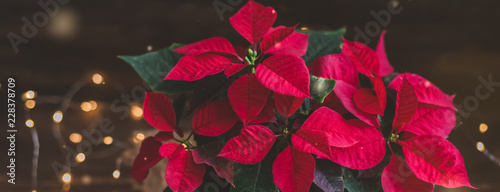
120,1,475,192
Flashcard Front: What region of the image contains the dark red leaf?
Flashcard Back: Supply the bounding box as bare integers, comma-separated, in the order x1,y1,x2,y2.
225,63,248,77
251,94,277,124
159,142,179,159
229,0,277,44
264,27,309,56
393,74,418,134
155,131,174,142
165,145,206,192
193,142,235,186
174,37,237,56
274,92,304,118
164,53,232,81
333,81,380,127
228,74,271,124
143,92,176,132
353,88,383,115
376,30,394,77
309,54,359,87
341,38,380,77
256,54,312,98
218,125,276,164
273,146,315,192
312,92,348,115
260,25,296,53
399,135,474,188
193,100,239,136
130,137,163,181
381,155,434,192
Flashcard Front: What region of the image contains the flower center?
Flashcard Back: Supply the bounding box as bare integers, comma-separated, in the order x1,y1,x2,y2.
388,133,399,143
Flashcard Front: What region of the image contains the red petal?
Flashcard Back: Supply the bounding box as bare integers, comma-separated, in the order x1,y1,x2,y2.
353,88,383,115
228,74,271,124
274,92,304,118
265,28,309,56
260,25,296,53
371,76,387,114
229,0,277,44
164,53,232,81
193,100,239,136
301,107,362,148
381,155,434,192
143,92,176,132
251,94,277,124
309,54,359,87
165,145,206,192
402,103,456,137
130,137,163,181
389,73,456,110
333,81,380,127
256,54,312,98
155,131,174,142
342,38,380,76
218,125,276,164
393,74,418,134
376,31,394,77
312,92,348,115
225,63,248,77
327,127,386,170
273,146,315,192
159,142,180,159
192,142,235,186
400,135,474,188
174,37,236,56
292,129,333,157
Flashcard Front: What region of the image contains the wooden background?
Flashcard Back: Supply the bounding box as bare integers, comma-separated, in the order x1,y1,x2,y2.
1,0,499,191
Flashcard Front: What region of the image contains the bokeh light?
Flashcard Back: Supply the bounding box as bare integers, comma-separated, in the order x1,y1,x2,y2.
103,136,113,145
113,170,121,179
26,119,34,128
24,90,36,99
53,111,63,123
62,172,72,183
69,133,82,143
130,105,143,120
25,100,36,109
479,123,488,133
477,142,485,152
75,153,86,163
92,73,103,84
81,101,92,112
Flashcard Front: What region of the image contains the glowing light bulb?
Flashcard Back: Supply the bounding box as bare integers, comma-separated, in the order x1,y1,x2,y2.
103,136,113,145
300,27,309,31
136,133,145,141
479,123,488,133
130,105,143,120
113,170,120,179
26,100,36,109
53,111,63,123
81,102,92,112
75,153,86,162
25,90,36,99
147,45,153,51
92,73,103,84
62,172,72,183
476,142,485,152
69,133,82,143
88,100,97,110
26,119,34,128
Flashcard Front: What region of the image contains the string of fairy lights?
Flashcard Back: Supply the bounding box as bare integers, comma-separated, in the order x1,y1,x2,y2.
22,72,148,192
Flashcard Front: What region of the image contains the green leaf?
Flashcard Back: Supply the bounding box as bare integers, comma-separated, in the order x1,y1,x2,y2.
343,168,382,192
119,44,196,94
231,154,279,192
299,28,345,66
310,76,336,103
313,159,344,192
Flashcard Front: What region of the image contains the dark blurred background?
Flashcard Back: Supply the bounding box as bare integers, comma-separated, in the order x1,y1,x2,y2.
1,0,499,191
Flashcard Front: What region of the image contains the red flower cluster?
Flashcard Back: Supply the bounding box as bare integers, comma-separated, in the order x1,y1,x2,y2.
130,1,474,192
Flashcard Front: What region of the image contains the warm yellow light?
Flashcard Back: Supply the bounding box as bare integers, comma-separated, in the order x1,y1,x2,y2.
53,111,63,123
147,45,153,52
81,174,92,185
300,27,309,31
75,153,86,162
92,73,103,84
25,90,36,99
88,100,98,110
26,119,34,128
130,105,143,119
113,170,121,179
81,102,92,112
62,172,72,183
32,190,37,192
103,136,113,145
476,142,485,152
479,123,488,133
69,133,82,143
26,100,36,109
136,133,145,141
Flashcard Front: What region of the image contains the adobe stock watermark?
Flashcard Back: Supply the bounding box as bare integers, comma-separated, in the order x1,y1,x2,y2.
212,0,245,21
353,0,404,45
454,73,500,125
7,0,71,54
